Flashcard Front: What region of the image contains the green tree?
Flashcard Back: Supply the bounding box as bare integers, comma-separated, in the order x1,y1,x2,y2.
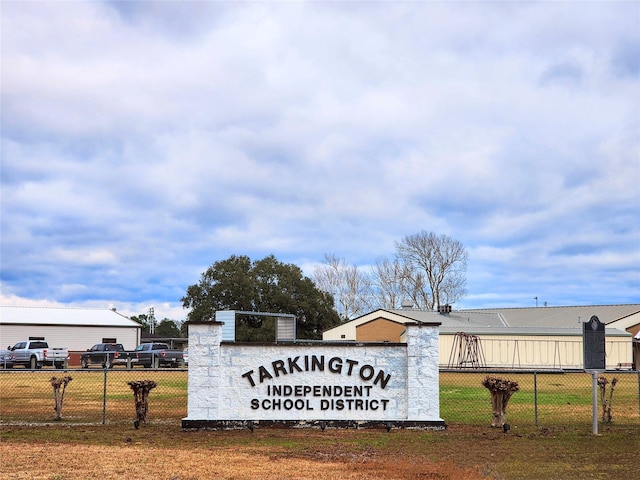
156,318,182,338
180,321,189,338
181,254,341,340
131,314,152,334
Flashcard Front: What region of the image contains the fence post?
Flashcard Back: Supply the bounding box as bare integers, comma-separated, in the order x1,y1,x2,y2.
637,370,640,420
591,371,598,435
533,371,538,426
102,367,108,425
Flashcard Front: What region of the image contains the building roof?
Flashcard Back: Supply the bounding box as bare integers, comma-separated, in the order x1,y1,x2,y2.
385,309,506,328
324,304,640,338
459,304,640,329
381,307,632,336
0,305,141,328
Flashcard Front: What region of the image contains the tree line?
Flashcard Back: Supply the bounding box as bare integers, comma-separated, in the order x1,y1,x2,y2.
130,314,184,338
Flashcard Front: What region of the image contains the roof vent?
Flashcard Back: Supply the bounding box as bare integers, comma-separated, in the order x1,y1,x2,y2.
401,300,414,309
438,304,452,314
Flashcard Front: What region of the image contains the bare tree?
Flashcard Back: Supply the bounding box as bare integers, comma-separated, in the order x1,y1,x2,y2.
395,231,468,310
313,254,371,320
482,376,519,427
313,232,467,316
370,256,406,309
370,256,428,309
50,375,72,421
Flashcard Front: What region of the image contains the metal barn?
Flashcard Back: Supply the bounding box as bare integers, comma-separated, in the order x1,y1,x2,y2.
0,306,141,364
323,305,639,370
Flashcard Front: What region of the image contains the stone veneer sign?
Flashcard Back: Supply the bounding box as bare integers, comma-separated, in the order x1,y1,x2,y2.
182,321,445,430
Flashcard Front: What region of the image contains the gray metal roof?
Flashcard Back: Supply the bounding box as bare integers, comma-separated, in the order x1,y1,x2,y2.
332,304,640,337
386,309,506,328
384,308,633,336
0,305,141,328
459,304,640,329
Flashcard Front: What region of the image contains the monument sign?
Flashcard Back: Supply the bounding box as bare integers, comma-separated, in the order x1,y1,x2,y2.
183,315,445,430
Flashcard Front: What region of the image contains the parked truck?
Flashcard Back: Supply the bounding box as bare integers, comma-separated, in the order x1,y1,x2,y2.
80,343,133,369
133,342,184,368
8,340,69,369
0,349,15,369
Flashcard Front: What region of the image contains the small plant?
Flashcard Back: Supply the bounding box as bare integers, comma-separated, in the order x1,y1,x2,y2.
597,376,618,423
481,376,519,427
128,379,157,427
50,375,73,421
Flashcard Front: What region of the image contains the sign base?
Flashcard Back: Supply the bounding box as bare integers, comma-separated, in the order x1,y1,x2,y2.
182,419,447,431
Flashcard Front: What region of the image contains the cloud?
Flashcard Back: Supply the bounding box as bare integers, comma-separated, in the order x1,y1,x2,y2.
1,1,638,317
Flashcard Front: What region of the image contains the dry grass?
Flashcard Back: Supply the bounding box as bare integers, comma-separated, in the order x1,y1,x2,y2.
1,422,638,480
0,442,485,480
0,370,187,423
0,425,485,480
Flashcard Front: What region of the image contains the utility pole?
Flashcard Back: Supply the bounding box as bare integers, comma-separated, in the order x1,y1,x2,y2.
148,307,155,334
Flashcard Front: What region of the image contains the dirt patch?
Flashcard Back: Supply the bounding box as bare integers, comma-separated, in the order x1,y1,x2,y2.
0,438,486,480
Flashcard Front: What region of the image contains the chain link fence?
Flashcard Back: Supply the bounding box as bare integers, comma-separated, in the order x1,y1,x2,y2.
0,367,638,427
0,368,187,425
440,369,640,427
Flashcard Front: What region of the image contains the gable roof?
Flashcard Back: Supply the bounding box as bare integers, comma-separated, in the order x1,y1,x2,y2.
0,305,141,328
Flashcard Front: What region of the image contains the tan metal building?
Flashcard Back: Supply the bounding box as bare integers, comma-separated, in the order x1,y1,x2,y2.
323,305,639,370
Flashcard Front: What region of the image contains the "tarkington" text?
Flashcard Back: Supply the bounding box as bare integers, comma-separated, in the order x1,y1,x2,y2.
241,355,391,389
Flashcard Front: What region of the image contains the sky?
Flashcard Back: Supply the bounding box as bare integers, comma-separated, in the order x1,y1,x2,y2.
1,1,639,322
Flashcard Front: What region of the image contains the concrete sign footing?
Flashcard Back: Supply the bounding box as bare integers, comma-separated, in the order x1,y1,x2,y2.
181,419,446,431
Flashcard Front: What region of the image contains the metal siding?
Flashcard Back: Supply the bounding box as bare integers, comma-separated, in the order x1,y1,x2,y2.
440,333,632,369
217,311,236,342
323,322,357,340
438,334,455,365
0,325,140,352
276,317,295,342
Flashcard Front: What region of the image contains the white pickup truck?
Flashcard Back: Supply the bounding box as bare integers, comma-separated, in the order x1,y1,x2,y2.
8,340,69,369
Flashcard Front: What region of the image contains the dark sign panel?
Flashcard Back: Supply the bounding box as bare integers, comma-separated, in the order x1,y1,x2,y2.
583,315,605,370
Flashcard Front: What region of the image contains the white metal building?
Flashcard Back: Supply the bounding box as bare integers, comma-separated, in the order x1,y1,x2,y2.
323,304,639,370
0,306,141,355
